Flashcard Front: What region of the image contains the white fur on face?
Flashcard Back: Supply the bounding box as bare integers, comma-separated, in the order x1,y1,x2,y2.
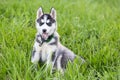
36,15,56,37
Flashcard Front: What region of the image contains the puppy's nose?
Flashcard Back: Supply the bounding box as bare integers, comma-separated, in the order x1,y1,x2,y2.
42,29,47,33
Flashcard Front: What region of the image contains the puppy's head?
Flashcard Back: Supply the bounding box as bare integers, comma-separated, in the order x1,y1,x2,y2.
36,7,57,40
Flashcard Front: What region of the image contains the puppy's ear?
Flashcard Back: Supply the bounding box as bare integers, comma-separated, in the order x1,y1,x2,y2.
37,7,43,19
50,8,56,20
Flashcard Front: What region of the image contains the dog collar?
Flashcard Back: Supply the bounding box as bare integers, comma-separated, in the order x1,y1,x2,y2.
45,34,54,42
41,34,54,43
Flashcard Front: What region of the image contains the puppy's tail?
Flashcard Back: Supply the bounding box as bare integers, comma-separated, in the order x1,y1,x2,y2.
75,55,86,65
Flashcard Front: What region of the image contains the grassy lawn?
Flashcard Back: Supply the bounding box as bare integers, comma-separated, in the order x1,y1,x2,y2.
0,0,120,80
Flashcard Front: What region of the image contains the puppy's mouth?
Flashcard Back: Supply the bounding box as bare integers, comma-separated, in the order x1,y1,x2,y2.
42,33,48,40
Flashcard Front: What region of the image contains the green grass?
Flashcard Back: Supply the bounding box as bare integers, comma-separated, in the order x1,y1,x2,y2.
0,0,120,80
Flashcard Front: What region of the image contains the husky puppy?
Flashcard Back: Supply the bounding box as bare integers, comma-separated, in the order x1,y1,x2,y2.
31,7,83,73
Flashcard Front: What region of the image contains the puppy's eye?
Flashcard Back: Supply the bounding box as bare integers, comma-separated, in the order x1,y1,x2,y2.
37,19,44,26
46,22,52,26
46,20,52,26
39,19,44,26
46,20,50,23
39,22,44,26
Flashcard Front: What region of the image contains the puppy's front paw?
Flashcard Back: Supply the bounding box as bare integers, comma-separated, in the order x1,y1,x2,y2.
31,44,41,64
36,35,42,46
31,51,40,64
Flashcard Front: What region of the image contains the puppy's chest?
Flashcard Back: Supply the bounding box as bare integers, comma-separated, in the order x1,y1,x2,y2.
40,43,57,61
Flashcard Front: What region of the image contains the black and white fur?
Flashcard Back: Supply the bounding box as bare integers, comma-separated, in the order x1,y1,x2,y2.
31,7,84,73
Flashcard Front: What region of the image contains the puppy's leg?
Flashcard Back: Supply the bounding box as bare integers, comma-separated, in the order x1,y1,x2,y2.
31,41,41,64
56,54,64,74
46,50,53,69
